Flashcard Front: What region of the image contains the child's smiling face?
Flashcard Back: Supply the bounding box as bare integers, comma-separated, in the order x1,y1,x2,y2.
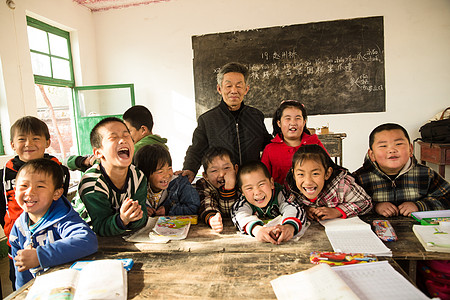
11,132,50,162
15,170,63,224
94,121,134,170
294,159,332,200
149,162,173,192
240,169,274,208
368,129,413,175
203,155,237,189
277,106,306,144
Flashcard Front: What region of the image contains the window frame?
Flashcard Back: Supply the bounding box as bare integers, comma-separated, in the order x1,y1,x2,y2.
26,16,75,88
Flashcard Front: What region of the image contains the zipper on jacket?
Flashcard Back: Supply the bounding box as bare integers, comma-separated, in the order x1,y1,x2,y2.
236,122,242,165
391,180,397,202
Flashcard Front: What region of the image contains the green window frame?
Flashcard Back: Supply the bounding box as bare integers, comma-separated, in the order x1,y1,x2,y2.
0,124,4,155
27,16,75,88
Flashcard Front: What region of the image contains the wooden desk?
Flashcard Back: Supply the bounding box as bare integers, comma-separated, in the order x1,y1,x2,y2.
317,133,347,166
418,141,450,178
6,216,442,300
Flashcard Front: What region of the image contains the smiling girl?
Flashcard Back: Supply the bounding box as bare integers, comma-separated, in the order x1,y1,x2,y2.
286,144,372,221
261,100,327,185
134,144,200,217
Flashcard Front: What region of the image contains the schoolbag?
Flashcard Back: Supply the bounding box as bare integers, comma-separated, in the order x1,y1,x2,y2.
419,107,450,143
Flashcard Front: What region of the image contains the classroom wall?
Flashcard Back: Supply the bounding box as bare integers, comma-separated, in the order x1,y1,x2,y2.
0,0,98,163
90,0,450,175
0,0,449,180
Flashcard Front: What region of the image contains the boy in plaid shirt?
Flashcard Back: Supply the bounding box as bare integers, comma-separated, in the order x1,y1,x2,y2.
196,147,239,232
353,123,450,217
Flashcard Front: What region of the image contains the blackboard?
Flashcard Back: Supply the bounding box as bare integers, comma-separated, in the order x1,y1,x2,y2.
192,16,385,118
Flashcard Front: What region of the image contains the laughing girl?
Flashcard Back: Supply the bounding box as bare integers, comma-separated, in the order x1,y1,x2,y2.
286,144,372,221
261,100,327,185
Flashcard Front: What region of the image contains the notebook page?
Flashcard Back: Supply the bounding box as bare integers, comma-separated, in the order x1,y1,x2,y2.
320,217,392,256
332,261,430,300
271,263,359,300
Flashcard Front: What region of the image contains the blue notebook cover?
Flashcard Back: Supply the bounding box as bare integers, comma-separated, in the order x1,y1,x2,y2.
70,258,134,271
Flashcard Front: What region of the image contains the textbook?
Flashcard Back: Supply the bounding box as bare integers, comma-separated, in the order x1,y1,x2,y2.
149,216,191,242
412,210,450,224
413,224,450,253
124,216,192,243
271,261,430,300
319,217,392,256
25,259,127,300
70,258,134,271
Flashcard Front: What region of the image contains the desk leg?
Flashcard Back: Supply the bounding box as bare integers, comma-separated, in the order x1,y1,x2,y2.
439,165,446,178
408,260,417,284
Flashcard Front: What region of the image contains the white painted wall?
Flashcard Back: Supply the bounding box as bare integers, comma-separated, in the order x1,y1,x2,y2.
0,0,97,165
0,0,449,181
90,0,450,178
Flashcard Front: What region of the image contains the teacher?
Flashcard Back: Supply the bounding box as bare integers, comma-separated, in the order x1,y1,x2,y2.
180,62,271,182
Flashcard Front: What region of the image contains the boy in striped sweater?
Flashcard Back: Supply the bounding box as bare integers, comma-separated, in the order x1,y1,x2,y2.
232,161,306,244
73,117,147,236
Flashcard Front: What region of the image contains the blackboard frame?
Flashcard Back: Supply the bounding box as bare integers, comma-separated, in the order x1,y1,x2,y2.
192,16,385,118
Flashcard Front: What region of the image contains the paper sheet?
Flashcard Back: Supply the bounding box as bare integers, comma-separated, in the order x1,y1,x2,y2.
271,261,430,300
333,261,429,300
320,217,392,256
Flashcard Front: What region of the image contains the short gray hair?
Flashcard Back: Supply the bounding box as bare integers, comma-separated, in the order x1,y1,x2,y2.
216,62,249,85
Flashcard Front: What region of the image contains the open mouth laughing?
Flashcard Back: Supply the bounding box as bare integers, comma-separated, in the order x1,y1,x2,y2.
117,147,130,159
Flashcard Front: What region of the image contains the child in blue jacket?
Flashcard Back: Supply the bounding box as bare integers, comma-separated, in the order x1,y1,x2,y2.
134,144,200,216
10,159,98,289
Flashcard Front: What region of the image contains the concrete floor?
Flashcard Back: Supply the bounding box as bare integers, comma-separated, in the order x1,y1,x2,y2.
1,256,14,299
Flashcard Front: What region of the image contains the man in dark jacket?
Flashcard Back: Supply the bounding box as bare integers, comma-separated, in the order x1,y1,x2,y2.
180,62,271,182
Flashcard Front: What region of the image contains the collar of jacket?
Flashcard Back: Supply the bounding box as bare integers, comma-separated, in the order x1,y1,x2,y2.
363,154,416,180
218,99,246,115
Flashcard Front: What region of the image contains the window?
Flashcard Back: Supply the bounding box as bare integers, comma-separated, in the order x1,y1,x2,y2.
27,16,76,161
0,124,4,155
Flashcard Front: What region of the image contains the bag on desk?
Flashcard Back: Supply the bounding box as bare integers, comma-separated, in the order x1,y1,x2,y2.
419,107,450,143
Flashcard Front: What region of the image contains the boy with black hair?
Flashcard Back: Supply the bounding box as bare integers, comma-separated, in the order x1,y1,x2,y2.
122,105,168,154
74,117,148,236
66,105,167,171
353,123,450,217
232,161,306,244
196,147,240,232
1,116,70,290
10,159,97,289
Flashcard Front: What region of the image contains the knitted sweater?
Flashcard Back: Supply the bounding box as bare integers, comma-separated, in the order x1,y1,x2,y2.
75,163,148,236
196,177,240,225
232,183,306,236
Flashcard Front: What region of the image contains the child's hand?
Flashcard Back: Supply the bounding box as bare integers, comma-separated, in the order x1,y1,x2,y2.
375,202,399,217
274,224,295,244
312,207,342,220
147,206,156,217
83,155,96,167
252,226,278,244
155,206,166,216
223,170,236,190
305,206,318,220
14,245,39,272
175,170,195,183
120,198,144,226
398,202,418,217
209,212,223,233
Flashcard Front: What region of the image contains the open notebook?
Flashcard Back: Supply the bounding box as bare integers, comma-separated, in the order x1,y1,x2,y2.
319,217,392,256
271,261,430,300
